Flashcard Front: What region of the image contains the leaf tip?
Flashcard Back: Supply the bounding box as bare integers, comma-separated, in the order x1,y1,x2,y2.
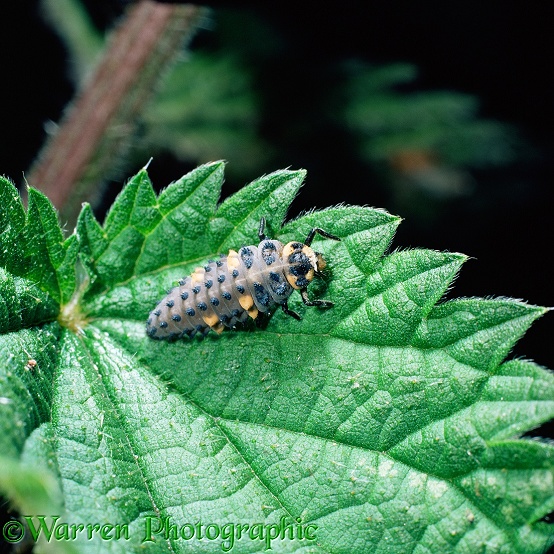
454,251,470,263
196,159,227,174
0,174,16,188
529,303,550,319
437,251,469,271
208,159,227,167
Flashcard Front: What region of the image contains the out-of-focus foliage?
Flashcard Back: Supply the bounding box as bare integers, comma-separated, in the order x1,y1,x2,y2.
140,53,271,178
39,0,520,220
336,61,519,215
40,0,104,83
40,0,267,183
341,62,516,169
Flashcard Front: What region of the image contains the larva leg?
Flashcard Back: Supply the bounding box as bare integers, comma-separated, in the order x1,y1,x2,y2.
303,227,340,247
255,311,271,329
281,300,301,320
300,288,334,308
258,217,268,241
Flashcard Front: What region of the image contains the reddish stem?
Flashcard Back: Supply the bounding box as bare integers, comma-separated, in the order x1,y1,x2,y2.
27,1,202,211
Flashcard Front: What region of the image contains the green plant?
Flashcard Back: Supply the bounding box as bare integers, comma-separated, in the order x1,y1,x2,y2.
1,162,553,553
341,62,517,169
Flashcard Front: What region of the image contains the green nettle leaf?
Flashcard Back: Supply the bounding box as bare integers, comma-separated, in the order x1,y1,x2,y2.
1,162,553,553
0,176,78,308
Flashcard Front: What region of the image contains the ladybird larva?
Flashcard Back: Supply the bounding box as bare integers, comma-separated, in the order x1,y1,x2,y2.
146,218,340,339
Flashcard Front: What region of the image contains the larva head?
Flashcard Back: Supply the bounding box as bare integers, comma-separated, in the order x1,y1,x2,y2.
282,241,326,289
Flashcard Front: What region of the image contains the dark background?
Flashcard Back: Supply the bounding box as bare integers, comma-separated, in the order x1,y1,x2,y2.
1,1,553,427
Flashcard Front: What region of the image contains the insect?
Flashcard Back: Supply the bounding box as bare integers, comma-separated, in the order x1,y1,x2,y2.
146,217,340,340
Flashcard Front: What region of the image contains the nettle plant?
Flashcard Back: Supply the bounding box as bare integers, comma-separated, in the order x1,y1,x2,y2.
1,161,553,553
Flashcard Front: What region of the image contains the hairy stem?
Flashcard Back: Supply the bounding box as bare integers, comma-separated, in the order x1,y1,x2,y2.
27,0,204,224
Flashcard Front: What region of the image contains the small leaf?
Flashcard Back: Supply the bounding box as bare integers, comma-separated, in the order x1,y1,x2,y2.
0,176,77,305
0,270,59,334
0,176,26,274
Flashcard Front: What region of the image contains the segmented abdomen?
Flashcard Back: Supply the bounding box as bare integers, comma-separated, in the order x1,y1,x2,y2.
146,240,293,339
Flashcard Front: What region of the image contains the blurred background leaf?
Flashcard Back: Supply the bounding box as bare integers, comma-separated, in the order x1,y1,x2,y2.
336,60,521,219
140,52,271,179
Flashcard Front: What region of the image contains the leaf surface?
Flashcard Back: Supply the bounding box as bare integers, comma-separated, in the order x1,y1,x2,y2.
1,164,553,553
